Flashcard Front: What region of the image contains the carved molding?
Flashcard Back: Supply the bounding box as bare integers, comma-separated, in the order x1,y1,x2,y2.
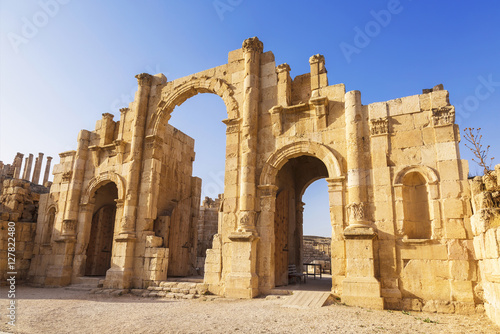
370,117,389,136
223,118,241,134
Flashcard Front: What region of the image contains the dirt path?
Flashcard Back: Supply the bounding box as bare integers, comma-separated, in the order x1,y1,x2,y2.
0,286,498,334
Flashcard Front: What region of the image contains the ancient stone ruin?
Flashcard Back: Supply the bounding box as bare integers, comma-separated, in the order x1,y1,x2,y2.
2,37,500,325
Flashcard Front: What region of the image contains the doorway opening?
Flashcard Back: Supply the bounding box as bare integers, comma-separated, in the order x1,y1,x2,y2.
273,155,332,292
85,182,118,276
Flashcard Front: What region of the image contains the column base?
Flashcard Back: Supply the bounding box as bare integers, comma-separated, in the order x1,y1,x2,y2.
225,273,259,299
104,268,134,289
342,277,384,309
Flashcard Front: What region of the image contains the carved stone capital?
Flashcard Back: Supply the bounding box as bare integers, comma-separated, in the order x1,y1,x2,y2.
242,37,263,54
61,219,76,237
102,113,114,120
237,210,256,233
347,202,367,223
120,107,129,114
135,73,153,87
276,63,291,74
309,54,325,65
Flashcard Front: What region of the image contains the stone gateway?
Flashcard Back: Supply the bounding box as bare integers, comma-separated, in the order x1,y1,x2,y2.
3,37,500,323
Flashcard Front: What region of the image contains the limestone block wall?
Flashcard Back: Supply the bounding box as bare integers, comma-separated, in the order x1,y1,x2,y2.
196,195,222,272
470,165,500,325
366,85,477,312
0,177,48,283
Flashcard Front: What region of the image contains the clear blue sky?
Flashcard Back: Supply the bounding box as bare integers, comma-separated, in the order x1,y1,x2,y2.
1,1,499,236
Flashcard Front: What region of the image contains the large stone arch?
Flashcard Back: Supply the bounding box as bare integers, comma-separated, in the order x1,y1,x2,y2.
259,141,343,186
81,171,126,205
151,76,239,136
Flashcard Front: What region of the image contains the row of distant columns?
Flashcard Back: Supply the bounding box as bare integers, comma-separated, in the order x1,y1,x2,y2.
1,152,53,185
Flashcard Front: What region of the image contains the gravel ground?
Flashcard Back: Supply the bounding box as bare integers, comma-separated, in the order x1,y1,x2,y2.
0,286,498,334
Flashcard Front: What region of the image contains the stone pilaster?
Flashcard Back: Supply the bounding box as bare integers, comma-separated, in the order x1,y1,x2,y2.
276,63,291,107
256,184,278,292
326,177,346,294
342,90,383,309
309,54,328,97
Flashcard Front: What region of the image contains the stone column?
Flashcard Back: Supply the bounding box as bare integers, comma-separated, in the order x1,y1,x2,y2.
23,153,33,181
344,91,369,228
342,90,383,309
13,153,24,179
237,36,263,233
43,156,53,186
31,153,44,184
120,73,153,238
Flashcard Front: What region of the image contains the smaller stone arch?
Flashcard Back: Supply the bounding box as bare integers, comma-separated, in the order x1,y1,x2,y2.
260,141,343,186
81,171,126,205
152,76,239,136
394,165,439,186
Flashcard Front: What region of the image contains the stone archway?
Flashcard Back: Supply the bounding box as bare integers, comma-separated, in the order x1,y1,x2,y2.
150,76,239,137
257,141,345,292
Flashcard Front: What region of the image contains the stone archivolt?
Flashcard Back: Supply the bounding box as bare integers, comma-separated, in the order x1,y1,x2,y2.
2,37,496,322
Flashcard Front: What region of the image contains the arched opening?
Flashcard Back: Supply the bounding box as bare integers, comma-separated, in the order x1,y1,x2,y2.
42,207,56,245
273,155,332,290
85,182,118,276
302,179,332,280
402,172,431,239
154,92,227,277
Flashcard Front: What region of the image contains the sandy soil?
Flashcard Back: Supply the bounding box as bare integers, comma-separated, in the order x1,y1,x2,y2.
0,286,498,334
